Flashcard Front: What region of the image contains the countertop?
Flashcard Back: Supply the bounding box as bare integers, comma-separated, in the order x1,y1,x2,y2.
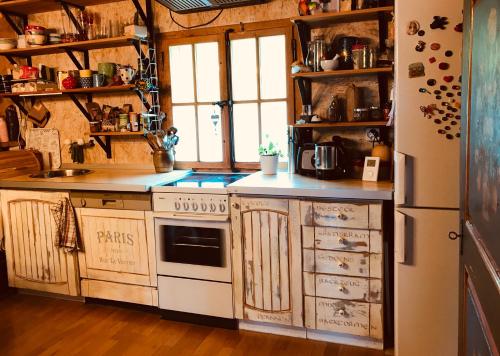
0,169,191,192
227,172,394,200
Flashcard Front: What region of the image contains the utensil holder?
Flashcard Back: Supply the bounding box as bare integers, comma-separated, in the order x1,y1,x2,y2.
153,149,174,173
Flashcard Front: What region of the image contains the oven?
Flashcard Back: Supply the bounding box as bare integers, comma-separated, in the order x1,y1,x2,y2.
153,191,235,320
155,217,231,282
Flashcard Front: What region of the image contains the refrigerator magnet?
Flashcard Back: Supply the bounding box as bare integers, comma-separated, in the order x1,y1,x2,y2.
362,156,380,182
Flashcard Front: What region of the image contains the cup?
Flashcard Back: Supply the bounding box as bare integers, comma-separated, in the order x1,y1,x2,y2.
79,69,93,78
79,77,92,88
98,63,115,85
92,73,105,87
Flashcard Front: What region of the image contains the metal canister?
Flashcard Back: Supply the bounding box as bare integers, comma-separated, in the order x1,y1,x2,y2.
153,149,174,173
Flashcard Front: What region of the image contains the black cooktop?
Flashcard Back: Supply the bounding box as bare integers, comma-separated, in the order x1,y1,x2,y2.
164,173,249,188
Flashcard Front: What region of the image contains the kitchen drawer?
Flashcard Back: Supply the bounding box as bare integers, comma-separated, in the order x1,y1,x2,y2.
302,226,382,253
303,249,382,278
304,296,383,339
303,272,382,303
300,201,382,230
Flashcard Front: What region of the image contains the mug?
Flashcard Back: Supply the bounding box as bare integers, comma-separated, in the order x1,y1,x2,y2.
79,69,93,78
92,73,105,87
79,77,92,88
98,62,115,84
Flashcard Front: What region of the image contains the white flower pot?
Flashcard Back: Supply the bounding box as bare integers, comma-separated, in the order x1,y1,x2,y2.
260,154,279,175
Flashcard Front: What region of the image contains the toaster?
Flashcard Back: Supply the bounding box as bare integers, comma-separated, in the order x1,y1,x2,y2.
297,143,316,176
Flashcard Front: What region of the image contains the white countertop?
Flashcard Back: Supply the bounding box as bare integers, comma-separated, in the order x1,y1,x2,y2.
228,172,393,200
0,169,191,192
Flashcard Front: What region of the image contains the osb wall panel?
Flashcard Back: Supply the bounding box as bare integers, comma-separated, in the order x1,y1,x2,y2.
0,15,16,115
11,0,298,166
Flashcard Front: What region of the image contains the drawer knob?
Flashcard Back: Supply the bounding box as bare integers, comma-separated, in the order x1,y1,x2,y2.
337,213,348,220
338,237,346,245
232,203,240,209
337,308,347,316
338,262,346,268
338,286,346,292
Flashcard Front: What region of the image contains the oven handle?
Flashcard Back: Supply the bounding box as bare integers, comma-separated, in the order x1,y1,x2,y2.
153,212,229,222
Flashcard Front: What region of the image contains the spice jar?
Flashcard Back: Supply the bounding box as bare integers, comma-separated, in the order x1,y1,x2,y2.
118,114,129,132
352,44,364,70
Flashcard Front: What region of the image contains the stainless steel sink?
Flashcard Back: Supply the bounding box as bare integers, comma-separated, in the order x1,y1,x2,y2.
30,169,92,178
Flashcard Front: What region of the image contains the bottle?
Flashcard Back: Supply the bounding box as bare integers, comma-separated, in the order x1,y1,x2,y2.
327,95,341,122
298,0,309,16
305,41,315,70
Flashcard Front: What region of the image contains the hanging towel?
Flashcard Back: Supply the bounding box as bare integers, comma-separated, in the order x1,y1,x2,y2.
50,198,79,252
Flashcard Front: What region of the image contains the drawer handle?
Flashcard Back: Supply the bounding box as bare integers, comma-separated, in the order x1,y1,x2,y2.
337,213,348,220
336,308,347,317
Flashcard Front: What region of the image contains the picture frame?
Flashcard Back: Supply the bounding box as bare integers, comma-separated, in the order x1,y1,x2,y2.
362,156,380,181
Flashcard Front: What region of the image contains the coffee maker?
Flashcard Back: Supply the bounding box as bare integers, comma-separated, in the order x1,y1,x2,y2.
314,136,347,180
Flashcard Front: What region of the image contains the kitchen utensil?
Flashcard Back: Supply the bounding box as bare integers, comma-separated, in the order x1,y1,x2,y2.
146,131,160,150
153,149,174,173
320,55,340,71
297,143,316,176
314,136,347,180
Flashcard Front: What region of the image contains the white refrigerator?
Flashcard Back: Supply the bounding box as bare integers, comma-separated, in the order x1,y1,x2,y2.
394,1,463,355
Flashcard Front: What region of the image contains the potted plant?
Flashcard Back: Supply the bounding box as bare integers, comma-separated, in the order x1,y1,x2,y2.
258,140,281,175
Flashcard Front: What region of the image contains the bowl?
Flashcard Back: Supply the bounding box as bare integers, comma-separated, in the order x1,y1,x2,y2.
0,38,16,50
320,58,339,71
26,34,46,46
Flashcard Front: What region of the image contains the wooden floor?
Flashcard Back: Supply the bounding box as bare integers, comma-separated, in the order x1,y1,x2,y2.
0,293,388,356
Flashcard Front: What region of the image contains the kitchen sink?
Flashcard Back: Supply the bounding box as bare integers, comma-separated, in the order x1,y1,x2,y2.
30,169,92,178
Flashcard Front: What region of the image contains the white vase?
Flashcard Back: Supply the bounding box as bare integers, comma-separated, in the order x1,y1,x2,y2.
260,154,279,175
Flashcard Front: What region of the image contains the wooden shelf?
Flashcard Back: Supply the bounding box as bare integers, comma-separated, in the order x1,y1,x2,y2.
89,131,144,136
0,141,19,148
292,67,392,80
291,6,394,28
0,85,136,97
292,121,390,128
0,36,141,57
0,0,126,15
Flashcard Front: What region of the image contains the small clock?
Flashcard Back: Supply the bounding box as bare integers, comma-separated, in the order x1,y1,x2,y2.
362,156,380,182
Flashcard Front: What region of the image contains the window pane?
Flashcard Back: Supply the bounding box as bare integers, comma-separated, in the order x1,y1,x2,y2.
231,38,258,101
197,105,223,162
260,101,288,162
259,35,287,100
172,105,197,161
169,45,195,103
233,103,259,162
195,42,220,102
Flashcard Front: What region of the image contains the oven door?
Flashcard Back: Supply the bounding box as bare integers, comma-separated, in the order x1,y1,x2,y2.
155,217,231,283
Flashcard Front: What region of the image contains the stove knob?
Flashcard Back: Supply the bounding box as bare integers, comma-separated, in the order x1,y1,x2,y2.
183,202,190,211
219,203,226,213
192,202,199,211
209,203,217,213
174,202,181,211
201,203,207,212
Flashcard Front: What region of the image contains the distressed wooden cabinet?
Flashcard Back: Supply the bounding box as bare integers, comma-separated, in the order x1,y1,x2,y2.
75,207,157,306
231,197,303,327
0,190,80,296
301,200,385,346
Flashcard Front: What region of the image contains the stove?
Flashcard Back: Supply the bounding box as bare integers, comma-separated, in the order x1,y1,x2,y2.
152,172,248,324
152,172,248,215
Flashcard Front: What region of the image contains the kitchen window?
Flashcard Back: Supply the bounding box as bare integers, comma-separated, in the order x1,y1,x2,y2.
159,25,293,169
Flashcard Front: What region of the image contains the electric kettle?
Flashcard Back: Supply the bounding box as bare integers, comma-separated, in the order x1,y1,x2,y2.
314,136,347,180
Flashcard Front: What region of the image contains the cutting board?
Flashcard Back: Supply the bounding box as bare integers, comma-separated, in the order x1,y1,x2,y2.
26,128,61,169
0,150,42,179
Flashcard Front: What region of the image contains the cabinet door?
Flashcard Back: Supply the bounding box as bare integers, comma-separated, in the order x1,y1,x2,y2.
231,197,302,327
76,208,155,287
0,190,79,296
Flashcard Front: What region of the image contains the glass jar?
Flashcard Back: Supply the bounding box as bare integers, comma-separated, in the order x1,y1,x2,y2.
313,36,326,72
352,44,364,70
118,114,129,132
326,95,342,122
353,108,370,121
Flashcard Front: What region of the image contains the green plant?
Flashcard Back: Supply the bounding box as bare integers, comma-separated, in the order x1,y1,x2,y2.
258,140,282,156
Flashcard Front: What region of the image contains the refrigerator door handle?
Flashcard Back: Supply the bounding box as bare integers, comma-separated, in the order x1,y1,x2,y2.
395,151,406,205
395,211,407,264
